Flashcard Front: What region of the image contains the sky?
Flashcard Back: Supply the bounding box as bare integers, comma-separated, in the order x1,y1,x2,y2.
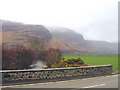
0,0,119,42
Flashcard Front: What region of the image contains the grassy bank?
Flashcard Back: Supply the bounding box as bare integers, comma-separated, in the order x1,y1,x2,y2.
62,55,119,73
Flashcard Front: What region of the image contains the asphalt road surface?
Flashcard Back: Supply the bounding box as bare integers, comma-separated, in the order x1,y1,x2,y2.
1,74,119,88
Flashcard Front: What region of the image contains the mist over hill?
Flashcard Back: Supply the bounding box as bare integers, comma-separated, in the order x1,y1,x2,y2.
47,26,118,54
1,20,118,54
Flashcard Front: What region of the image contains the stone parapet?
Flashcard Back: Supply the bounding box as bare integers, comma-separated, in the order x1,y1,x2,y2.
2,65,112,84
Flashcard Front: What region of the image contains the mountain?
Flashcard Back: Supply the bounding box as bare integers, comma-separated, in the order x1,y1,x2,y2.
47,27,118,54
86,40,118,54
1,20,118,54
1,20,52,46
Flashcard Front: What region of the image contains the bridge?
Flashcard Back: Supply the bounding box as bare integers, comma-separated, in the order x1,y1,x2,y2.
1,65,119,89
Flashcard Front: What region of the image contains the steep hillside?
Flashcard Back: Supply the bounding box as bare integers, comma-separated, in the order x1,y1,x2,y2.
86,40,118,54
2,20,52,46
47,27,91,50
1,20,118,54
47,27,118,54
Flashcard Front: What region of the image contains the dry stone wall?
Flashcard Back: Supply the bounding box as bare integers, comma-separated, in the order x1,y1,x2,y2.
2,65,112,84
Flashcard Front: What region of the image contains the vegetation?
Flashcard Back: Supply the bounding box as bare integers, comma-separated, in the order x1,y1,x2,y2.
30,39,61,64
63,55,119,73
44,57,88,68
30,39,47,53
45,48,61,67
2,39,61,70
2,38,118,73
2,45,36,70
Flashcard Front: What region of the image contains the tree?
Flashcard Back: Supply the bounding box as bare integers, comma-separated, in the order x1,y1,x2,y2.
30,39,47,53
45,48,61,67
30,39,48,61
2,45,36,70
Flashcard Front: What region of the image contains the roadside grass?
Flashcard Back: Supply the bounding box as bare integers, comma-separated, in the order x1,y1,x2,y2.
62,55,119,73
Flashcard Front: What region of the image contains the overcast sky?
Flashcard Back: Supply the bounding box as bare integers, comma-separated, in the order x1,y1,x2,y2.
0,0,119,42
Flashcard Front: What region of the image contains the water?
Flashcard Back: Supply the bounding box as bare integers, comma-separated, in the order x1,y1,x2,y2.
29,60,46,69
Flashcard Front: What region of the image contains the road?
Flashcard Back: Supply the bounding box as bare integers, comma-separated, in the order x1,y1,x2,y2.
1,74,118,88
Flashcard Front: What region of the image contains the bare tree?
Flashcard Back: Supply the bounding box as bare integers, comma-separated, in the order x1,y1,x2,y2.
45,48,61,66
2,45,35,70
30,39,47,53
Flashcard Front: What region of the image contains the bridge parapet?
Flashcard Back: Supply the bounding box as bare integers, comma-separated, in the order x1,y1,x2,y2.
2,65,112,84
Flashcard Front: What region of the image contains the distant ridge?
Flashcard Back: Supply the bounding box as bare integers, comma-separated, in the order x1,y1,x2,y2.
1,20,118,54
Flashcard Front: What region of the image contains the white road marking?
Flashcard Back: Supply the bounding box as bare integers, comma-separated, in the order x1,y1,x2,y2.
82,78,93,80
105,76,111,77
0,82,54,88
105,75,118,77
82,84,106,88
111,75,118,77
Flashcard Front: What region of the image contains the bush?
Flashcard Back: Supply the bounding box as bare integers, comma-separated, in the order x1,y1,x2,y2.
48,57,86,68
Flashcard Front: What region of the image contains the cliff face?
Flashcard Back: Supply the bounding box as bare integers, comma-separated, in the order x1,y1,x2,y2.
1,20,118,54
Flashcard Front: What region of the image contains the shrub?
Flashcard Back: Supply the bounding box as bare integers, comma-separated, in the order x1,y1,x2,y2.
48,57,86,68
